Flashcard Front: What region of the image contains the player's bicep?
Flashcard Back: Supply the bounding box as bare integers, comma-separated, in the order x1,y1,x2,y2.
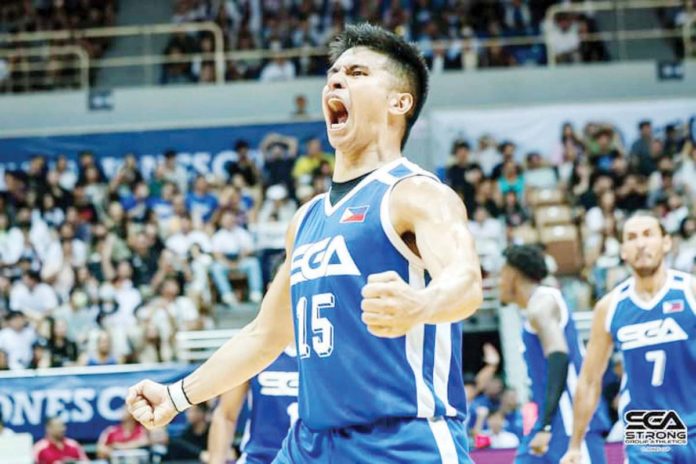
582,297,614,380
392,177,479,279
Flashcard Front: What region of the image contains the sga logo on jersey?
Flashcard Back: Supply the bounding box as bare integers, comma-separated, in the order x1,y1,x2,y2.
624,410,687,446
291,236,360,285
616,317,688,350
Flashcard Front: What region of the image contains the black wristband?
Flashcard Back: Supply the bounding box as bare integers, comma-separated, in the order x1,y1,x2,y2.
166,384,181,413
541,351,569,428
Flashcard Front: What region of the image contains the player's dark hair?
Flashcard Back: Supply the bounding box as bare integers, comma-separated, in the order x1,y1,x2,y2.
503,245,548,282
622,210,667,237
329,23,429,149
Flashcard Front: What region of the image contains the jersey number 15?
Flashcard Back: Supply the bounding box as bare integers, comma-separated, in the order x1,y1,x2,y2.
296,293,335,358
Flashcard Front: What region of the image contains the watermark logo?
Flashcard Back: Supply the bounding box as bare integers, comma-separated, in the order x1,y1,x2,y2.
624,410,687,446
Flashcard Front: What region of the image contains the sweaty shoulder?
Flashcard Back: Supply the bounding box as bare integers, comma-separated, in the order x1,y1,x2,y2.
389,175,468,234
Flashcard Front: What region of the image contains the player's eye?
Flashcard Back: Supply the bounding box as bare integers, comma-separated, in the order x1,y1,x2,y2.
351,70,366,76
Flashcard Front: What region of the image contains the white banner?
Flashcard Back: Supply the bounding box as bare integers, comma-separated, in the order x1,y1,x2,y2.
429,98,696,167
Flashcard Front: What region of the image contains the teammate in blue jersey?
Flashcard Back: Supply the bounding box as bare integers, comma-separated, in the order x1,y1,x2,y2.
126,23,483,464
207,347,298,464
562,212,696,464
500,245,610,463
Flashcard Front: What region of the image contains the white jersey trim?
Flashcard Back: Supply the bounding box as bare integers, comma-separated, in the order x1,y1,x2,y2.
605,279,632,333
522,286,569,334
428,418,459,464
406,265,435,418
627,271,674,310
378,163,439,270
434,322,457,417
671,270,696,315
294,194,325,240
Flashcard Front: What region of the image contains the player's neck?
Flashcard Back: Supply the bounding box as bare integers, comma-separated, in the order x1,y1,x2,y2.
515,282,539,309
333,142,401,182
633,264,669,299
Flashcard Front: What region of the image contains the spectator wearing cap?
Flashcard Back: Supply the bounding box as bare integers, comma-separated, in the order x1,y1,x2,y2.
9,270,58,322
211,210,263,305
97,409,150,460
0,310,35,369
186,175,219,224
33,416,88,464
227,140,260,188
292,138,335,185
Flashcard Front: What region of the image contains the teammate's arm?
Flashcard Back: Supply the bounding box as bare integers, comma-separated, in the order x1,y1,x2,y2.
561,295,614,464
526,293,569,455
361,177,483,337
127,205,308,429
208,383,249,464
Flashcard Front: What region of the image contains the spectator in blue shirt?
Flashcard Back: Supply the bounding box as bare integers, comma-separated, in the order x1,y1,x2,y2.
186,175,219,223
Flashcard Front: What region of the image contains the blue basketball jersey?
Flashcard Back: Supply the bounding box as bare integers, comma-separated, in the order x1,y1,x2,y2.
606,270,696,429
290,158,467,431
521,286,611,436
240,349,298,463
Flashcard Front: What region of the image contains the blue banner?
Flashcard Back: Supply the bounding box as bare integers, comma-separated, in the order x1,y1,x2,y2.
0,363,195,442
0,120,329,179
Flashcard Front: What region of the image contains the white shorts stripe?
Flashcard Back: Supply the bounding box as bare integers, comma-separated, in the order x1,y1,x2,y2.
406,265,435,417
433,322,457,416
428,418,459,463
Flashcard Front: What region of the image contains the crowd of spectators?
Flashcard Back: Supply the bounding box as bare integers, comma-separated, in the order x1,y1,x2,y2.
444,117,696,306
0,132,335,371
0,0,119,93
161,0,609,85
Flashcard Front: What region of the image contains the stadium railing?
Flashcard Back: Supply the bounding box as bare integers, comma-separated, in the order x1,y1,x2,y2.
544,0,691,66
1,0,693,91
0,45,89,91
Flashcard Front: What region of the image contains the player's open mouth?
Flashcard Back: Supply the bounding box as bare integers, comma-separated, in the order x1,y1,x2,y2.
327,98,349,131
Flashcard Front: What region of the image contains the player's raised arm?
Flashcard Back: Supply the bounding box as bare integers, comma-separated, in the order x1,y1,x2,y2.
561,294,615,464
361,176,482,338
207,383,249,464
127,204,308,429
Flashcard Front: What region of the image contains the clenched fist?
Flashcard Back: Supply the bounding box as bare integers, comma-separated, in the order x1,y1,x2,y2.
360,271,428,338
560,448,583,464
126,380,178,429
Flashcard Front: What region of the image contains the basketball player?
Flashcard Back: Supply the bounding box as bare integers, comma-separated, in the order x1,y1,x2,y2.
500,245,610,463
127,23,483,463
561,212,696,464
207,347,298,464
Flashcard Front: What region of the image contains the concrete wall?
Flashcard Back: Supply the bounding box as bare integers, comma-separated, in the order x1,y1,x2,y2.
2,60,695,138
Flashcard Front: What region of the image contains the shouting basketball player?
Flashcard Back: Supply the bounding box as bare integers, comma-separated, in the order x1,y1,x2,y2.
127,23,482,463
561,212,696,464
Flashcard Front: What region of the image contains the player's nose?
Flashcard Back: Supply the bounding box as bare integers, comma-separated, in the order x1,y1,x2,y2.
327,72,345,91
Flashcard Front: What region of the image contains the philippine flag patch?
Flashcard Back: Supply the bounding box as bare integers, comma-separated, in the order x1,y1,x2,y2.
662,299,684,314
340,205,369,223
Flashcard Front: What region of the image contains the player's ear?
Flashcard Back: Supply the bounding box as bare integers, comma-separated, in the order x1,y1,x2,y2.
388,92,414,116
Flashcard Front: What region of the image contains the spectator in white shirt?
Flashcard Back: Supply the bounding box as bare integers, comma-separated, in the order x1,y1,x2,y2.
165,215,212,259
210,211,263,305
0,311,36,369
485,409,520,449
54,155,78,191
260,56,296,82
10,270,59,322
162,150,189,195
